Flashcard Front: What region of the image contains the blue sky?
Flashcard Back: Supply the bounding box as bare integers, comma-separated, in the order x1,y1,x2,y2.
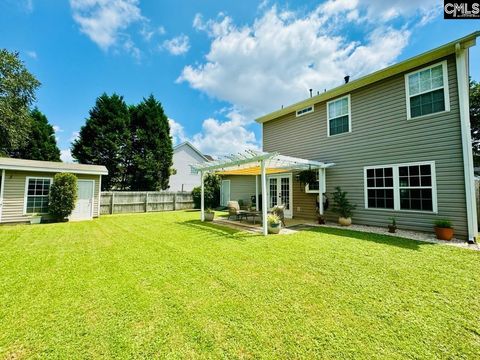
1,0,479,161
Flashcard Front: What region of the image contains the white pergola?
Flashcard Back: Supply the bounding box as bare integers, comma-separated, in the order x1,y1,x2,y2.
191,150,334,236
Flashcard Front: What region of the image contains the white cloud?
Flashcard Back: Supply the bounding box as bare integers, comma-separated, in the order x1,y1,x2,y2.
180,4,438,118
52,125,63,133
169,112,259,157
61,149,74,163
70,131,80,142
163,35,190,55
169,118,187,145
70,0,144,51
25,50,37,59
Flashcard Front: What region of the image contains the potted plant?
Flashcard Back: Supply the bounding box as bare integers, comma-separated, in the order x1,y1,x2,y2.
331,186,356,226
267,214,281,234
388,217,397,233
317,215,326,225
30,213,42,224
204,208,215,221
434,219,454,240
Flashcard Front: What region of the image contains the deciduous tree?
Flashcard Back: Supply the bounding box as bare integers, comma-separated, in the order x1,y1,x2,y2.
0,49,40,155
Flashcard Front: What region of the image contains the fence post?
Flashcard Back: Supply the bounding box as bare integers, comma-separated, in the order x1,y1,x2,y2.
145,192,149,212
173,193,176,211
111,192,115,214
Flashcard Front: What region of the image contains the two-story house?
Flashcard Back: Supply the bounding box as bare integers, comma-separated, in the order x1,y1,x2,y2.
170,142,213,192
219,32,479,241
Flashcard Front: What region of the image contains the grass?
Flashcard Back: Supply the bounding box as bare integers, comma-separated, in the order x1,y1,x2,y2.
0,211,479,359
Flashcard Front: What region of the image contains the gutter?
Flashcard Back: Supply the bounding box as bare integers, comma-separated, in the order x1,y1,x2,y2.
455,41,478,243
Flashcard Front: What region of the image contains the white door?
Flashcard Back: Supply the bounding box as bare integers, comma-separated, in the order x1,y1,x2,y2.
70,180,94,221
267,174,293,218
220,180,231,206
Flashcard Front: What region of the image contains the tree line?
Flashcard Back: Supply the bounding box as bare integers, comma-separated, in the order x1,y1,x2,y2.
72,93,173,191
0,49,173,191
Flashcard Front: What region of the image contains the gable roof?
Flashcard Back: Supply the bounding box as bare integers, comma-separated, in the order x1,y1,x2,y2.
256,31,480,124
173,141,212,162
0,157,108,175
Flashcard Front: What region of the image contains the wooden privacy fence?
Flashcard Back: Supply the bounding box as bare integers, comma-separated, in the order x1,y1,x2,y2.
100,191,194,215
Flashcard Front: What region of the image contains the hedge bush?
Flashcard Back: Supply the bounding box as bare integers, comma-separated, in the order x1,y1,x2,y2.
49,173,78,221
192,173,221,209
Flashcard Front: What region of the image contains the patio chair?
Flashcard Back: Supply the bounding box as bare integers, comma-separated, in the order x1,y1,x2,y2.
227,201,248,221
272,205,286,227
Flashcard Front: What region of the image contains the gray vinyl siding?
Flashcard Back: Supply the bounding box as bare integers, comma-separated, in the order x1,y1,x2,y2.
222,175,257,206
1,170,101,224
263,55,469,238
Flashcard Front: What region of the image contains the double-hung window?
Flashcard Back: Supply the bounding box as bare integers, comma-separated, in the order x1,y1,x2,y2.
327,95,351,136
364,162,437,213
24,177,52,214
405,61,450,119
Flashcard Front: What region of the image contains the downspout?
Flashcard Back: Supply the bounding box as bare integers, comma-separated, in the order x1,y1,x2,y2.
0,169,5,223
455,42,477,243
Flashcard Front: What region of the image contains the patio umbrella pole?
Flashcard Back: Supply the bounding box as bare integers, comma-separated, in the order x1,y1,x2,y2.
261,160,268,236
319,168,323,215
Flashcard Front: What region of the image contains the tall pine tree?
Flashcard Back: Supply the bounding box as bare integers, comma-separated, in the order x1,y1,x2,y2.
71,93,131,190
13,108,61,161
129,95,173,190
471,80,480,166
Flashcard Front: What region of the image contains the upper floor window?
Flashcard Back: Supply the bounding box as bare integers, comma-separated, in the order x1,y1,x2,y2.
24,177,52,214
405,61,450,119
296,105,314,117
327,95,351,136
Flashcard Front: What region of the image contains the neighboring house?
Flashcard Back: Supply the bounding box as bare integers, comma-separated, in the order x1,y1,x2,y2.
0,158,108,224
169,142,212,192
223,32,479,241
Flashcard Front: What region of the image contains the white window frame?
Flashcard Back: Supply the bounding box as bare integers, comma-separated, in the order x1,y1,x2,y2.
363,161,437,214
23,176,53,215
327,94,351,137
296,105,314,117
304,172,320,193
405,60,450,120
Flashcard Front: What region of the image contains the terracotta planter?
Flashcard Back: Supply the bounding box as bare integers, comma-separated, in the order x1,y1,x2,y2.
268,223,281,234
434,227,454,241
388,225,397,233
204,212,215,221
338,217,352,226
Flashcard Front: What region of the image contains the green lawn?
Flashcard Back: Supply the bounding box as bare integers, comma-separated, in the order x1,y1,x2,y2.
0,211,479,359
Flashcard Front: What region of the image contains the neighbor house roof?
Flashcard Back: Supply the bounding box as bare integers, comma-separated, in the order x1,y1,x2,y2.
0,157,108,175
174,141,212,162
256,31,480,124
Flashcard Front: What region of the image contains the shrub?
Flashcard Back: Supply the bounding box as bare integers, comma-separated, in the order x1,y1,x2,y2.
192,173,221,209
434,219,453,228
49,173,78,221
331,186,356,218
267,214,280,225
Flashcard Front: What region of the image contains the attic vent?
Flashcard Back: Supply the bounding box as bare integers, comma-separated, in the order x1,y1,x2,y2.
296,105,314,117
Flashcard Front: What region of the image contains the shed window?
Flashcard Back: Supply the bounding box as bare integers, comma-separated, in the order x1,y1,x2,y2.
327,95,351,136
364,162,437,213
25,178,52,214
406,61,449,119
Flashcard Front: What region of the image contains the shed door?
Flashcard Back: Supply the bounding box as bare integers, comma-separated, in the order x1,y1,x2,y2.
70,180,94,221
